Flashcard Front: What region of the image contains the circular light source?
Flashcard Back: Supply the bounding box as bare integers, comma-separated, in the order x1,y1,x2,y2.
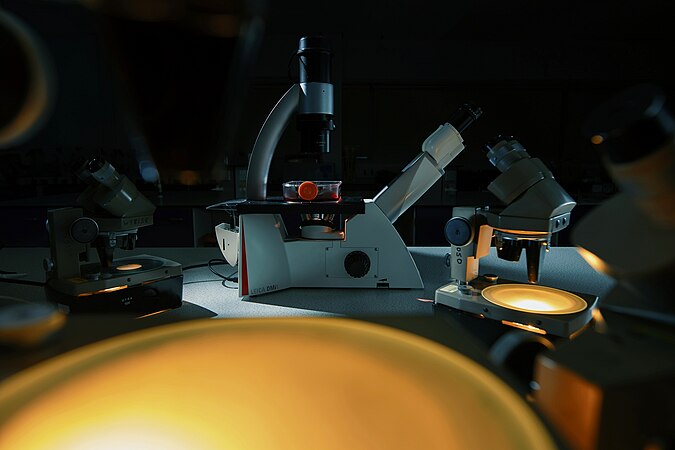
0,319,557,450
482,284,587,315
115,263,143,271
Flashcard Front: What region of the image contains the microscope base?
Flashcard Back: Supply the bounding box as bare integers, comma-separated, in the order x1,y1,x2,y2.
46,274,183,314
435,276,597,338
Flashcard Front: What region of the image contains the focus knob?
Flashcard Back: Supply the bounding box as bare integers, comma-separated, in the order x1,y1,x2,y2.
444,217,473,246
344,251,370,278
70,217,99,244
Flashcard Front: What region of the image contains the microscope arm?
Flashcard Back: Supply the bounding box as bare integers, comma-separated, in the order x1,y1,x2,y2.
373,123,466,224
246,84,300,201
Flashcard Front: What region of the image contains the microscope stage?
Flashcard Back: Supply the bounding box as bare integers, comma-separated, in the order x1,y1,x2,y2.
435,276,597,337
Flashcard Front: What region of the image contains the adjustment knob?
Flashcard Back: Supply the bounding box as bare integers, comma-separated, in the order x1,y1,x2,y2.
344,251,370,278
444,217,473,246
70,217,99,244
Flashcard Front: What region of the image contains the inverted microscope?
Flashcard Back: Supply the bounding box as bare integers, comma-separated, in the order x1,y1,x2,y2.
213,36,482,297
434,136,597,337
44,158,183,313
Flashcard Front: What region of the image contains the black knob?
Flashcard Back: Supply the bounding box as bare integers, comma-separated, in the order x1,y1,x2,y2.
344,251,370,278
444,217,473,246
70,217,99,244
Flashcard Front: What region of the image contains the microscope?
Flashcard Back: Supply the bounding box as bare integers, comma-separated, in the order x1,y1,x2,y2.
435,136,597,337
533,85,675,450
212,36,481,297
44,158,182,313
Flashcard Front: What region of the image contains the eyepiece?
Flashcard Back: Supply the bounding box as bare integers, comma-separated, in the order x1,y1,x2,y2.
484,136,530,173
448,103,483,134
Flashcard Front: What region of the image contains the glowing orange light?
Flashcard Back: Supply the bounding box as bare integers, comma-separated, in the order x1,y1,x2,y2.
501,320,547,335
116,264,142,271
178,170,200,186
77,285,128,297
493,228,550,236
576,246,611,275
482,284,587,315
590,135,604,145
0,319,558,450
136,309,172,320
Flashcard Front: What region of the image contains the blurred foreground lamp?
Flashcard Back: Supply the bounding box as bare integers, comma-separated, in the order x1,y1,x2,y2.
573,83,675,321
0,318,559,450
533,85,675,450
0,8,55,149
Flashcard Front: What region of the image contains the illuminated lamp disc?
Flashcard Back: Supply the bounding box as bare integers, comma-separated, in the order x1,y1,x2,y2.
0,319,557,450
482,284,587,315
116,263,143,271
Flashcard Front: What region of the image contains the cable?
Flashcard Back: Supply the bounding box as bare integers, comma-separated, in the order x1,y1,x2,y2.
182,260,230,271
208,259,238,282
184,279,225,285
184,258,238,283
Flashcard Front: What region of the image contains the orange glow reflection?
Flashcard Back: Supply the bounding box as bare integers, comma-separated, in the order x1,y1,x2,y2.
501,320,547,335
590,135,605,145
116,264,142,271
576,247,611,275
482,284,587,315
77,285,128,297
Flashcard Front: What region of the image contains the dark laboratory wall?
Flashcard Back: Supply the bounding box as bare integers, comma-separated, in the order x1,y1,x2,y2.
1,0,674,245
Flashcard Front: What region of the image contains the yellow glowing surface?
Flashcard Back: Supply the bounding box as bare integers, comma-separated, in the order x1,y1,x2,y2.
77,285,128,297
501,320,547,335
483,284,587,315
0,319,556,450
116,263,143,271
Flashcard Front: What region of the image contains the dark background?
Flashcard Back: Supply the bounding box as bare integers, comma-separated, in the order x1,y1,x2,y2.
2,0,674,247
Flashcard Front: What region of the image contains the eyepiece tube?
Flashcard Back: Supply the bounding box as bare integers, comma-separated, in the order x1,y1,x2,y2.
448,103,483,134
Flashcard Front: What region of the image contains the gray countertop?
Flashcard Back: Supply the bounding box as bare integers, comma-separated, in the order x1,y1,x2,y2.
0,246,614,318
0,246,615,387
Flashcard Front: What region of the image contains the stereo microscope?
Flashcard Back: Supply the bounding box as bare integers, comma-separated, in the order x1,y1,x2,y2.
44,158,182,313
435,136,597,337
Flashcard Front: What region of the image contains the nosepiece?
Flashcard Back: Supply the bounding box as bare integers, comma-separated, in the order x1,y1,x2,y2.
495,232,549,284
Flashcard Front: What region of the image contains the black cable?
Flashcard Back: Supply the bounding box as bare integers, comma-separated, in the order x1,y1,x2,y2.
287,50,308,83
166,259,239,290
208,259,238,282
221,280,238,290
183,279,225,285
182,260,230,271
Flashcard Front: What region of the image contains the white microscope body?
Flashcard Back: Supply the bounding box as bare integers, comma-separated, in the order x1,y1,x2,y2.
213,37,480,297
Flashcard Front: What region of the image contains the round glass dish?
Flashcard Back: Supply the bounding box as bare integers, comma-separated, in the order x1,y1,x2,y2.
283,181,341,201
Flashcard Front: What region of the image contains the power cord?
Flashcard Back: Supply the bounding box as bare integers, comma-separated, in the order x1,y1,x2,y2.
183,259,238,290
